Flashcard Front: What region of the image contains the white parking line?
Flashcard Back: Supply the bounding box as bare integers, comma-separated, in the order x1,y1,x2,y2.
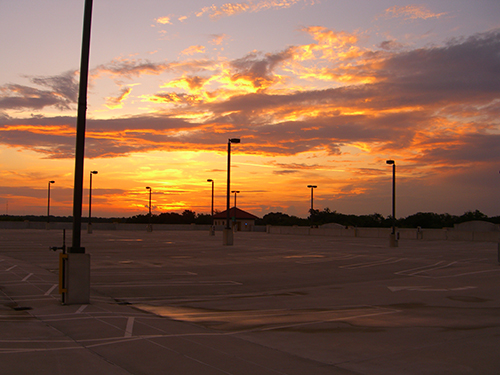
94,280,242,287
394,260,500,279
395,261,445,275
388,286,477,292
438,269,500,278
44,284,58,296
6,265,17,271
22,273,33,282
75,305,88,314
340,257,406,269
124,317,134,337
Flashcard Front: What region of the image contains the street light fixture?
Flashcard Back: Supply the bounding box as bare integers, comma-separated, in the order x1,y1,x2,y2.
386,160,397,247
47,180,55,228
231,190,240,208
207,179,215,235
146,186,152,232
224,138,241,245
88,171,98,233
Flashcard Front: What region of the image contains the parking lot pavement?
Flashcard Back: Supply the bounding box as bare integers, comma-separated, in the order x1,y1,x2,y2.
1,229,500,374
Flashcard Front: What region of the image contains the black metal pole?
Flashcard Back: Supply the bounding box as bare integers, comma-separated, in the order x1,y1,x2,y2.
392,163,396,235
47,182,51,224
149,189,152,218
88,172,93,225
310,187,314,212
226,141,231,230
70,0,93,253
211,180,214,220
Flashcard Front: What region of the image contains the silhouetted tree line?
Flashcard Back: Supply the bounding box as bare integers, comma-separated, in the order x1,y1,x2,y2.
124,210,213,225
258,209,500,229
1,209,499,229
0,210,213,225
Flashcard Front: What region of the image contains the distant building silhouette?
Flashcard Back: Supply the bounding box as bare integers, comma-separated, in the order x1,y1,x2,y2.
213,207,259,231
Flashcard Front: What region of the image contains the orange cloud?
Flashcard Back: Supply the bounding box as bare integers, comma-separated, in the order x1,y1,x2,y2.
156,16,172,24
383,5,447,20
209,34,229,45
181,45,206,55
296,27,361,61
105,87,132,109
192,0,313,20
144,92,203,105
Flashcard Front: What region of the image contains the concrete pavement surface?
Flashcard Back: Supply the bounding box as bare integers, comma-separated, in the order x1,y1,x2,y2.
1,229,500,374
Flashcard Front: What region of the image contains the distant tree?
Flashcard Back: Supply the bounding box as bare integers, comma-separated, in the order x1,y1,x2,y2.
399,212,452,229
488,215,500,224
181,210,196,224
261,212,308,226
457,210,488,223
356,213,387,227
194,213,212,224
155,212,182,224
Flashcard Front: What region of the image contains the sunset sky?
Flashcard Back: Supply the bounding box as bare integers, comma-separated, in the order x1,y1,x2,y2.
1,0,499,219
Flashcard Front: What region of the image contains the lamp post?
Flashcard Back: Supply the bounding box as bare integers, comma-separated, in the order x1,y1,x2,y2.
207,179,215,235
307,185,317,212
386,160,398,247
88,171,98,233
63,0,93,305
307,185,317,227
47,180,55,229
231,190,240,208
224,138,240,245
146,186,152,232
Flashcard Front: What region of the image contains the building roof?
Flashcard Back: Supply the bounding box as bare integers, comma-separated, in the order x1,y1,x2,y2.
213,207,260,220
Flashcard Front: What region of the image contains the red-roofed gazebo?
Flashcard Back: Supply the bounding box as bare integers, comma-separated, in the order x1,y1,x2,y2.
213,207,259,231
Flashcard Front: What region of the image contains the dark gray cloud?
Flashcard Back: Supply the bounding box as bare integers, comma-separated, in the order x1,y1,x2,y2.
411,133,500,165
273,170,300,175
93,58,217,79
0,71,78,110
378,40,404,50
30,70,79,103
229,48,295,89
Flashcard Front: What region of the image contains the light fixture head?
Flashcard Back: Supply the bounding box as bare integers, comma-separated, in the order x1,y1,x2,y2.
229,138,241,143
386,160,395,165
207,179,213,182
307,185,317,188
49,180,55,184
146,186,151,190
91,170,98,174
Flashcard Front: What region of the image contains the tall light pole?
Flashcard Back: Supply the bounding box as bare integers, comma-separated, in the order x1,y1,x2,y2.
224,138,240,245
70,0,93,255
146,186,152,232
386,160,397,247
47,180,55,227
64,0,93,305
231,190,240,208
207,179,215,235
88,171,98,233
307,185,317,212
307,185,317,227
